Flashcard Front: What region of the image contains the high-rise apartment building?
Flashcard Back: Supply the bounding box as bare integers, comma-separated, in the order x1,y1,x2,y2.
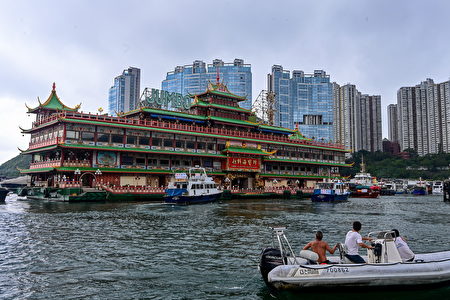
333,83,382,152
387,104,398,142
161,59,252,109
108,67,141,115
397,78,450,155
267,66,334,141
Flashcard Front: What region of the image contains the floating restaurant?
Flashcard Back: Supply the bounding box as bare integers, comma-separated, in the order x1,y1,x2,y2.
19,82,350,199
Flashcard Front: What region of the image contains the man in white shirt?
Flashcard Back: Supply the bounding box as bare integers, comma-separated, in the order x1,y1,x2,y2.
392,229,415,262
344,221,373,263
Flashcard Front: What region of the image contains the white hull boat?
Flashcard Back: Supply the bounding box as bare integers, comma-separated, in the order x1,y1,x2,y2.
259,228,450,291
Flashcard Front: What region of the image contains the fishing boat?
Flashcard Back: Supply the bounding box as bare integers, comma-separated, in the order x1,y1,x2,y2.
412,178,428,196
349,160,380,198
311,180,350,202
259,227,450,291
164,166,222,204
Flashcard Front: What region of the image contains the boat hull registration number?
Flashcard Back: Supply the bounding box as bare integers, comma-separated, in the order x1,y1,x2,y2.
294,268,320,276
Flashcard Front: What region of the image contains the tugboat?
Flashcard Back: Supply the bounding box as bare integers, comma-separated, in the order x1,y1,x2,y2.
164,166,222,205
311,180,350,202
349,159,380,198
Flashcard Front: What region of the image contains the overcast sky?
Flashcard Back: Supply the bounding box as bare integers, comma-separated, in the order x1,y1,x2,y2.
1,0,450,164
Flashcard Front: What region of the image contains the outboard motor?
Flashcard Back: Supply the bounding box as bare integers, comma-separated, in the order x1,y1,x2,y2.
373,243,383,263
259,248,284,285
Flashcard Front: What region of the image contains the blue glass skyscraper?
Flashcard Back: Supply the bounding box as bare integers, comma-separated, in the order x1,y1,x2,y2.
268,66,334,142
108,67,141,115
162,59,252,109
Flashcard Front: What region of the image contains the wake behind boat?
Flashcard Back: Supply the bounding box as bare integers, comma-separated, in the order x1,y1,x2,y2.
164,166,222,205
259,227,450,292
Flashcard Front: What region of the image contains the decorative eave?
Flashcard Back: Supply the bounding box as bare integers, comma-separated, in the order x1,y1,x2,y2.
27,83,80,113
20,167,55,174
21,145,59,155
193,81,247,102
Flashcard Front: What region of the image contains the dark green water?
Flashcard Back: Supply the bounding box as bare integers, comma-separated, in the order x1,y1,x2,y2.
0,194,449,299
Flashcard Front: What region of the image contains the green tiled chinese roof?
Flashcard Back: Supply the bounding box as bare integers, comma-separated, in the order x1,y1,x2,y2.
28,83,79,113
195,83,247,101
223,146,272,156
289,129,310,140
208,116,254,126
21,145,58,154
20,167,55,174
192,100,251,113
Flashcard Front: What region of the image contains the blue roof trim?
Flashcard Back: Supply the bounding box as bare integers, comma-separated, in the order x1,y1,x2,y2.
150,114,205,123
259,128,292,135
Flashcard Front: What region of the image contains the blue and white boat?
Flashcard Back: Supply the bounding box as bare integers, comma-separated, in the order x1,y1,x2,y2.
412,178,428,196
311,181,350,202
164,167,222,205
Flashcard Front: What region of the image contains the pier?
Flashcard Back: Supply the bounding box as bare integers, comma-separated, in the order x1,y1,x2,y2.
444,180,450,202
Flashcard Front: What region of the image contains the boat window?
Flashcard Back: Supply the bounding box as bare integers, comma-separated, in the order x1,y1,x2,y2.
111,134,123,144
175,140,185,148
136,157,145,165
152,138,161,146
139,136,150,145
126,135,136,145
97,133,109,143
197,142,205,150
164,139,173,147
182,184,187,189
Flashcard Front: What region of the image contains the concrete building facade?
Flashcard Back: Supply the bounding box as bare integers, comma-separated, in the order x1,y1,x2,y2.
396,79,450,155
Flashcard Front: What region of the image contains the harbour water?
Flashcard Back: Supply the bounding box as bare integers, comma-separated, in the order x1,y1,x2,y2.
0,194,449,299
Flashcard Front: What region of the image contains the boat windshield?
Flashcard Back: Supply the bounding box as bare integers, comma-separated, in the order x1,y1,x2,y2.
317,183,334,189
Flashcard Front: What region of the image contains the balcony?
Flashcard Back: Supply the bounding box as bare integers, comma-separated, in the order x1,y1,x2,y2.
28,137,62,150
29,159,62,169
62,160,91,168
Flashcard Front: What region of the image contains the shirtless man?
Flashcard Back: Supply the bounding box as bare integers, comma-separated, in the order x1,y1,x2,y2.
303,231,338,264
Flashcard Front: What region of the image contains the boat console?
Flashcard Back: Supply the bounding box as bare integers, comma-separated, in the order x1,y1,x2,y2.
367,230,402,263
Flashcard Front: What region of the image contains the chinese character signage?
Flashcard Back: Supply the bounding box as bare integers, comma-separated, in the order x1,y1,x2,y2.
227,157,260,171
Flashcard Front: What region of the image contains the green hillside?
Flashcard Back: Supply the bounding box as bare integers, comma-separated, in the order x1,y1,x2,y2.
0,154,31,179
341,150,450,180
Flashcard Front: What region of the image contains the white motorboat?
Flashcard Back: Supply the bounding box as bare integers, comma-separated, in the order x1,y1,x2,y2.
164,166,222,204
432,181,444,195
259,227,450,291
